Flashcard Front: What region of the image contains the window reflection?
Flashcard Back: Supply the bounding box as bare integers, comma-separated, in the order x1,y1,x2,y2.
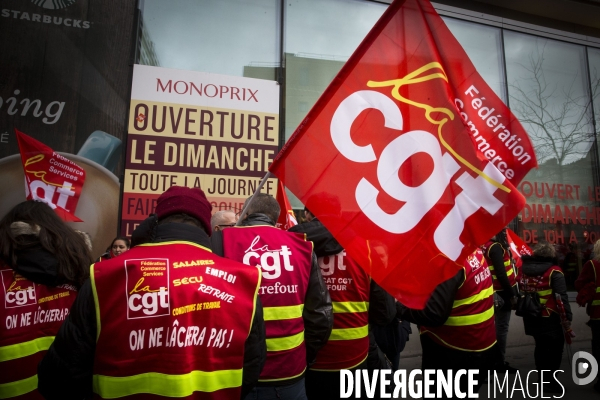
505,31,597,288
140,0,279,78
284,0,386,207
505,31,594,167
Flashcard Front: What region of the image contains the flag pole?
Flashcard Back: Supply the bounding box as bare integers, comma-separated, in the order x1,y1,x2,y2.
235,171,273,226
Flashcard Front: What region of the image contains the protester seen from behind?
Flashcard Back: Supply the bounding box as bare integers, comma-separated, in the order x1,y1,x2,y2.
289,206,396,398
397,247,496,397
519,241,572,393
212,193,332,400
0,200,92,399
575,239,600,392
38,186,266,399
483,228,519,373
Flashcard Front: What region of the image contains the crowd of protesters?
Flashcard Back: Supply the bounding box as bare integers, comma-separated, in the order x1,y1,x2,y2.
0,190,598,399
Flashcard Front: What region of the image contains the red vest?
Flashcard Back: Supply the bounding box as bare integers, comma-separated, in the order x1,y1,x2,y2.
519,265,562,318
483,241,517,291
420,248,496,352
585,260,600,320
91,241,260,399
222,225,312,382
311,251,370,371
0,266,77,399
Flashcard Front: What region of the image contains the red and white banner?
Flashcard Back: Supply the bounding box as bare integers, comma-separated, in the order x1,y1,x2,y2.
269,0,537,308
506,228,533,268
275,180,298,230
16,129,85,222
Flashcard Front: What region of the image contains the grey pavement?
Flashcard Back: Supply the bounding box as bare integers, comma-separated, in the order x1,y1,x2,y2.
396,303,600,399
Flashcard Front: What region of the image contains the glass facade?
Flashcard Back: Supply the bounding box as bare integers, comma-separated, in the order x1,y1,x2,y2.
138,0,600,286
140,0,281,78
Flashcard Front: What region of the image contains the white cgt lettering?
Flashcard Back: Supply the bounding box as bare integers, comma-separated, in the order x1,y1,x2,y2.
27,180,76,211
331,90,505,261
5,287,35,305
242,246,293,280
128,288,169,315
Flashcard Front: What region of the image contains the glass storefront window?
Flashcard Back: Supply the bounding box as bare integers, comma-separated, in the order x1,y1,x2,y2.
590,47,600,154
284,0,386,208
505,31,597,287
284,0,387,141
140,0,280,79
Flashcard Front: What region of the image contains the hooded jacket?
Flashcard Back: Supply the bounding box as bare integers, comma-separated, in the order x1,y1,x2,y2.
520,255,572,335
38,222,266,400
1,222,83,400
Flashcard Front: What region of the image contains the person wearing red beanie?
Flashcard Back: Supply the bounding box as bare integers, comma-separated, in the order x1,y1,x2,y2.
39,186,267,399
155,185,213,236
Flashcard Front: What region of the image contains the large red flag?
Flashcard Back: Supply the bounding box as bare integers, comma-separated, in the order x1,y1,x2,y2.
16,129,86,222
269,0,537,308
275,180,298,230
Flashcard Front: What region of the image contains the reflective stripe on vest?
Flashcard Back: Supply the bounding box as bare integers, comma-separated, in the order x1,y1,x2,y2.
263,305,304,321
445,307,494,326
537,288,553,304
520,266,562,317
0,336,54,362
328,302,369,340
93,369,243,398
490,260,514,280
329,325,369,341
332,301,368,313
266,331,305,351
588,261,600,319
0,374,38,399
452,286,493,309
593,283,600,306
420,249,496,352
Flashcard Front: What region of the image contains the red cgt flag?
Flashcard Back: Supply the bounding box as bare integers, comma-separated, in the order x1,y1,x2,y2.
276,180,298,230
269,0,537,308
16,129,86,222
506,228,533,268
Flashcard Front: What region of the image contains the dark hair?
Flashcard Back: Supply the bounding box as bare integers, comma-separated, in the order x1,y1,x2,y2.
111,236,131,249
244,193,280,224
532,241,556,258
0,201,92,287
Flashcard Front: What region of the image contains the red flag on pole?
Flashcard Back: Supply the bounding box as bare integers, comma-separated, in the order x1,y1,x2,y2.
276,180,298,230
269,0,537,308
506,228,533,268
16,129,86,222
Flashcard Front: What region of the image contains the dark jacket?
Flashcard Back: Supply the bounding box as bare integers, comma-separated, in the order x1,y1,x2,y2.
289,221,464,329
487,241,518,309
212,213,333,383
288,218,396,326
8,242,65,288
520,255,572,336
289,218,397,369
396,269,465,328
38,223,267,400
